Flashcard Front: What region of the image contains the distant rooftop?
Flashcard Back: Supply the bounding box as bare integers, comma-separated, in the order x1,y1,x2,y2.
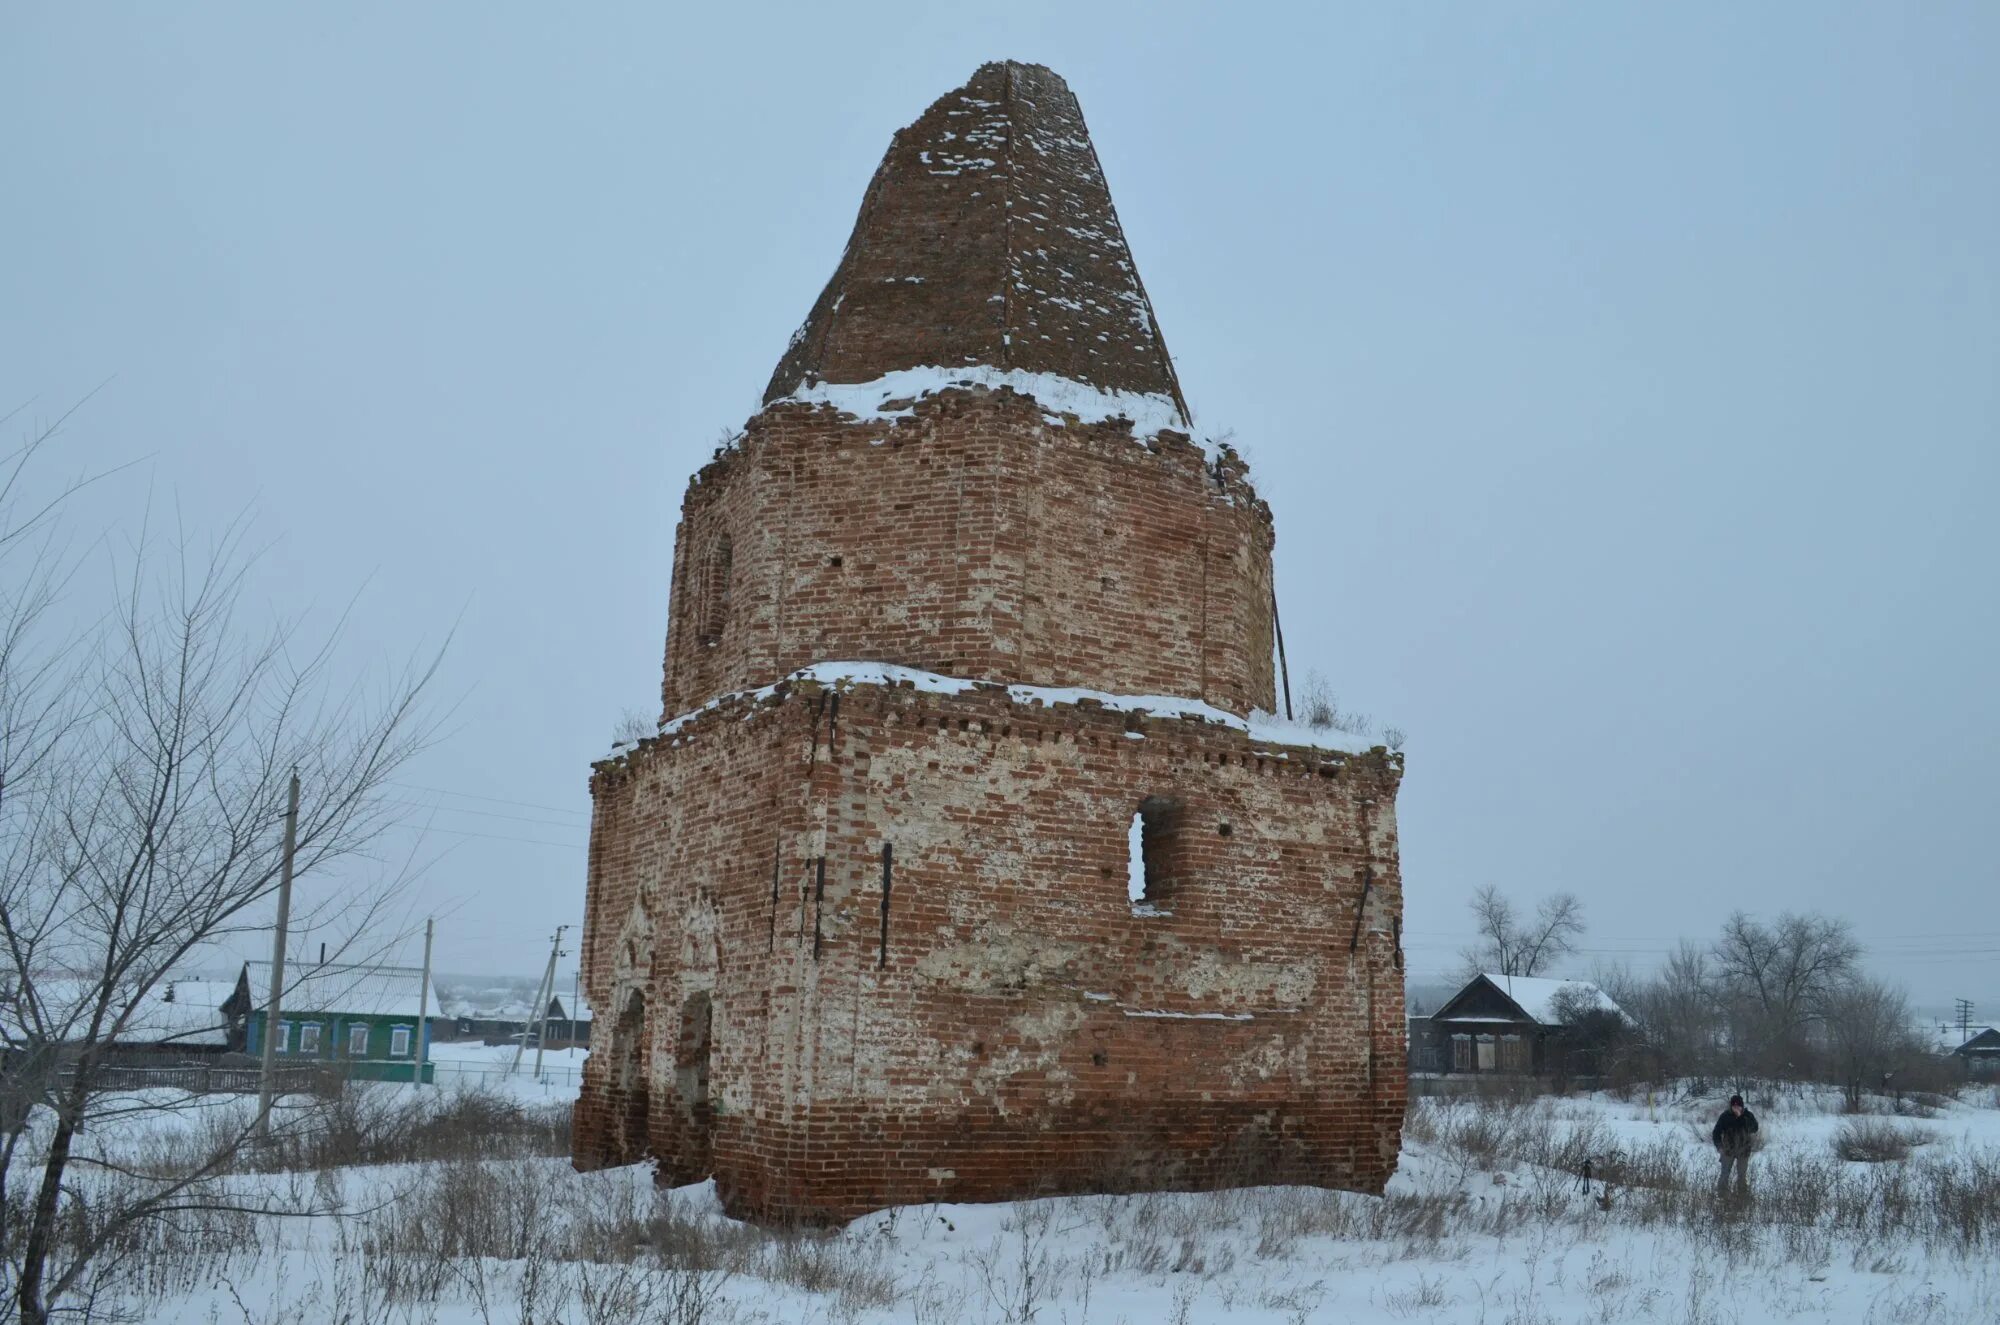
244,961,442,1021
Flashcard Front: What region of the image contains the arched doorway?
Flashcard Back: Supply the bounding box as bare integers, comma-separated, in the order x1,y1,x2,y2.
610,989,650,1164
675,991,714,1173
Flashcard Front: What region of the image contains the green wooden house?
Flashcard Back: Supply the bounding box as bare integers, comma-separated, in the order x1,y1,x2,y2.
232,961,442,1083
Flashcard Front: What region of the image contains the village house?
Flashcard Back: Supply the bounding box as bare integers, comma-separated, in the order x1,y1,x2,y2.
0,975,243,1062
1925,1023,2000,1079
234,962,443,1083
444,994,590,1048
1410,973,1625,1079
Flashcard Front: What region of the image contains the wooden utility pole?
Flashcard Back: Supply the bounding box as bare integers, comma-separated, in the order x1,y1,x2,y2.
413,917,434,1089
512,925,565,1078
255,771,300,1138
532,925,568,1082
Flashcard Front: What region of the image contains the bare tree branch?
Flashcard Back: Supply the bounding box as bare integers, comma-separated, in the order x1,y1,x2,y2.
0,404,441,1324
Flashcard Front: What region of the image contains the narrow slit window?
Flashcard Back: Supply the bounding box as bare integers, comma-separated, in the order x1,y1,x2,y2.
699,533,733,646
1127,796,1184,915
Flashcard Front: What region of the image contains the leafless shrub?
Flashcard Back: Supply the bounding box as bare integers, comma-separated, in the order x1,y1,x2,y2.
611,708,654,746
1891,1091,1951,1119
765,1231,895,1312
967,1202,1070,1323
1428,1097,1519,1180
1250,1187,1361,1259
1833,1119,1929,1163
1595,1136,1692,1197
1294,670,1397,745
1401,1096,1438,1147
253,1084,571,1173
1380,1271,1449,1317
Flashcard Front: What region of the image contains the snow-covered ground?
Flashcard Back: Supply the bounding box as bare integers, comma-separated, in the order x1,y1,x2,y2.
40,1080,2000,1323
426,1036,587,1101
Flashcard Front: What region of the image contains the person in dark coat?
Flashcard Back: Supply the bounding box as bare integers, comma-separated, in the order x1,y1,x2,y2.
1712,1094,1759,1196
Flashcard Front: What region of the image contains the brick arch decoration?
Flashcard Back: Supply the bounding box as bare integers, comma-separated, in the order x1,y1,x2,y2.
608,988,650,1164
636,890,722,1186
698,532,733,647
577,898,656,1170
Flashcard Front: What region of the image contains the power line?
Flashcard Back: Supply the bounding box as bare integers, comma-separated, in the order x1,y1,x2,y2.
391,823,586,850
386,780,591,819
380,796,589,832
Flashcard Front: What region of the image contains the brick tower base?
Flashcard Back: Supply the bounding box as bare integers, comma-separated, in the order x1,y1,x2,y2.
573,671,1404,1223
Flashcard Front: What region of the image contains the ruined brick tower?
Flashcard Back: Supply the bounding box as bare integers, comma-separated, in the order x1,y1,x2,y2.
573,61,1406,1222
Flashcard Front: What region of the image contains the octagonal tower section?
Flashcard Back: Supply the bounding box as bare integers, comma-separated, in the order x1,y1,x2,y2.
661,389,1278,722
576,670,1405,1223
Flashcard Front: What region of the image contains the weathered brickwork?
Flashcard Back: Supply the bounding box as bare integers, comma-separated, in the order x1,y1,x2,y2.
765,61,1188,411
659,390,1276,721
574,60,1407,1223
575,679,1405,1222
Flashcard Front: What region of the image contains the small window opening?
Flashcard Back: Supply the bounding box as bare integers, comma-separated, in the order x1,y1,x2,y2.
698,533,733,647
347,1023,369,1057
390,1025,412,1058
1127,796,1184,915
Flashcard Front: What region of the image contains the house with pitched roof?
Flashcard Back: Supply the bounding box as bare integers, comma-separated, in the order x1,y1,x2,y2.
1412,973,1626,1078
1923,1023,2000,1078
233,961,443,1083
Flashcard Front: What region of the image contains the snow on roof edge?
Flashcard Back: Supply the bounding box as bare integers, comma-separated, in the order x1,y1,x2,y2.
631,661,1393,757
769,365,1210,455
1477,973,1626,1025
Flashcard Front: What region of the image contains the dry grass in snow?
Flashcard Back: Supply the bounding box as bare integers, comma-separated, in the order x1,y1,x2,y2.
19,1079,2000,1324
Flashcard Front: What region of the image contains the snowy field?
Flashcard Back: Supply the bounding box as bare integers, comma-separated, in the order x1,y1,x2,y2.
30,1077,2000,1324
426,1036,588,1101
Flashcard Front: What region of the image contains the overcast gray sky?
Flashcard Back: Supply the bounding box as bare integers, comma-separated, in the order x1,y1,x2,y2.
5,5,1994,1010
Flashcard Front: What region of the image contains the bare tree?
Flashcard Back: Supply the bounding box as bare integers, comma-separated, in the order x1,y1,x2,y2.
1624,940,1724,1076
1822,977,1917,1112
1459,885,1586,979
0,413,439,1324
1711,910,1860,1075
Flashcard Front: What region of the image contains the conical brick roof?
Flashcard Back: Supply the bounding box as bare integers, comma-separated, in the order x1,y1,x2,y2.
764,62,1190,422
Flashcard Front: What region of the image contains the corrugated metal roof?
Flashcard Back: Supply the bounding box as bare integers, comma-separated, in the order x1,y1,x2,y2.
243,962,442,1020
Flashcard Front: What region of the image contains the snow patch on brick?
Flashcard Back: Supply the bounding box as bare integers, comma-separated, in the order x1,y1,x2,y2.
773,366,1198,445
655,660,1390,756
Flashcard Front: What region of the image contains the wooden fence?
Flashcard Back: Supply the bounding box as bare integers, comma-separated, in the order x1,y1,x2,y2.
55,1058,578,1096
61,1061,333,1095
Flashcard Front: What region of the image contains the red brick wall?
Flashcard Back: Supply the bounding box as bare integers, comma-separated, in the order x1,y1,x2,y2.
660,389,1276,721
575,676,1404,1223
